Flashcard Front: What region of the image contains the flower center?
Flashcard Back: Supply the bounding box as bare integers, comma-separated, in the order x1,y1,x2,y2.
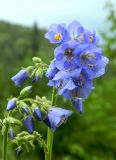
65,48,74,60
79,34,84,41
54,33,62,40
89,36,94,42
81,52,96,68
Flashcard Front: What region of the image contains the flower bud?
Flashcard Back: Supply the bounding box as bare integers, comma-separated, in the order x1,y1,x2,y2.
22,107,29,114
18,101,29,114
16,146,23,156
20,86,32,97
33,107,41,120
32,57,41,63
9,129,14,139
26,66,34,74
36,69,43,77
6,99,16,111
24,116,34,134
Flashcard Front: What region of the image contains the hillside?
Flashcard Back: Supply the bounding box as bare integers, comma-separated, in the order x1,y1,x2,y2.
0,21,54,100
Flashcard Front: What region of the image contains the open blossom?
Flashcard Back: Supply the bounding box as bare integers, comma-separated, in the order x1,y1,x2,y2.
11,69,29,87
44,107,72,132
68,21,84,41
48,69,94,99
54,40,79,70
45,23,69,44
45,20,109,113
68,21,99,44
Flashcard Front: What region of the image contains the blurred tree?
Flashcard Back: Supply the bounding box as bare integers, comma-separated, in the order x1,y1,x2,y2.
31,22,40,56
101,1,116,59
100,1,116,77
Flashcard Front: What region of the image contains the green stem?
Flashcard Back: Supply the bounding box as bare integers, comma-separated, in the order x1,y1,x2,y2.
45,88,57,160
2,124,9,160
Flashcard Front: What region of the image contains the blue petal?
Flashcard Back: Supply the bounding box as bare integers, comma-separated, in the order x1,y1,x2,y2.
73,98,83,113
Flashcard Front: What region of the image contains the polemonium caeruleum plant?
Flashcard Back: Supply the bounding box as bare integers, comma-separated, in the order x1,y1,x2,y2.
0,20,109,160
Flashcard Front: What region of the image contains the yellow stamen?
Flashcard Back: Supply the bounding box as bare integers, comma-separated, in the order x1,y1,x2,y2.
54,33,62,40
80,34,84,41
67,49,72,53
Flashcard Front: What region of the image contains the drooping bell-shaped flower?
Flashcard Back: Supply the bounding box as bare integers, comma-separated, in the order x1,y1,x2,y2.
44,107,72,132
24,116,34,134
11,69,29,87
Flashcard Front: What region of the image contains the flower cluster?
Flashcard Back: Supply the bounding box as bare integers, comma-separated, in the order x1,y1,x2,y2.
6,55,72,132
11,57,48,87
5,21,109,135
6,94,72,132
45,21,109,113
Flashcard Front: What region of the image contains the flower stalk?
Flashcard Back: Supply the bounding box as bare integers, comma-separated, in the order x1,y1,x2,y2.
45,88,57,160
2,124,9,160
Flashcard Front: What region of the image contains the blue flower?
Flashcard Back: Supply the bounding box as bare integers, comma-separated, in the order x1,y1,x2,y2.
59,73,94,99
67,20,84,41
44,107,72,132
81,30,99,44
48,68,93,99
33,107,42,120
24,116,34,134
73,98,83,113
9,129,14,139
45,23,69,44
82,56,109,79
6,99,16,111
11,69,29,87
46,20,109,113
46,60,58,79
67,21,99,45
54,40,79,70
58,79,77,99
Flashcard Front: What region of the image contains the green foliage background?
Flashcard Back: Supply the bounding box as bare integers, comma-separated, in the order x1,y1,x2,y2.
0,2,116,160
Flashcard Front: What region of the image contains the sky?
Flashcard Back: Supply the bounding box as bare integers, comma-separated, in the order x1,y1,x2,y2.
0,0,116,31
